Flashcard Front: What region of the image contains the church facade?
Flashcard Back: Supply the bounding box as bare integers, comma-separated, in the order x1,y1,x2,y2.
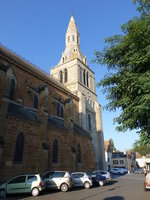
0,15,105,181
51,15,105,169
0,45,95,181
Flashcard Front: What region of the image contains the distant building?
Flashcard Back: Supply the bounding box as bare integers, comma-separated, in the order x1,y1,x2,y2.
112,152,128,169
104,140,113,170
136,152,150,171
112,151,136,172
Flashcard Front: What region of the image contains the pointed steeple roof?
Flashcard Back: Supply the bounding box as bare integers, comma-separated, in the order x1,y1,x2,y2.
57,15,87,66
66,15,79,34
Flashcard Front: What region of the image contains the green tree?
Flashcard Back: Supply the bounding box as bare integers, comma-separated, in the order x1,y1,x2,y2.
109,138,117,152
133,136,150,156
93,0,150,143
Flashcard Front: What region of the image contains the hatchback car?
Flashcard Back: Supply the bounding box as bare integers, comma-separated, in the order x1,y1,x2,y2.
135,168,144,174
42,171,72,192
120,168,128,174
111,168,125,175
93,170,112,183
0,174,45,197
90,172,107,186
72,172,92,189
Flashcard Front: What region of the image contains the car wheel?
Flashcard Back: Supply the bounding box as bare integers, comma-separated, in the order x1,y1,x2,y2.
0,190,6,198
84,181,90,189
60,183,68,192
31,188,39,196
99,181,104,187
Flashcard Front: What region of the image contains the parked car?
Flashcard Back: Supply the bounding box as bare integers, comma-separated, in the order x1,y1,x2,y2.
144,172,150,191
120,168,128,174
72,172,92,189
110,168,124,175
135,168,144,174
0,174,45,197
90,172,107,186
42,171,72,192
93,170,112,183
116,168,126,175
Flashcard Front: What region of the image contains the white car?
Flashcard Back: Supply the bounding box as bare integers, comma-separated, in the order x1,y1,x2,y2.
117,168,126,174
42,171,72,192
110,168,124,175
119,168,128,174
93,170,112,183
72,172,92,189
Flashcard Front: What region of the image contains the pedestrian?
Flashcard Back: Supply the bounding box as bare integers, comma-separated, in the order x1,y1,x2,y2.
144,167,148,176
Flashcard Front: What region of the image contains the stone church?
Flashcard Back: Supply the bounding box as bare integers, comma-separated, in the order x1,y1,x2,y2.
51,15,105,169
0,15,105,181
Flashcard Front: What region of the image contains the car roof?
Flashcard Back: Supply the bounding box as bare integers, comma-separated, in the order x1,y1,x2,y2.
42,171,69,174
94,170,108,172
44,171,69,174
5,174,40,182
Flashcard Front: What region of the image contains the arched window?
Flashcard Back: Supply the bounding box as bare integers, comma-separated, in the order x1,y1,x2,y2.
60,105,63,118
64,68,68,83
52,139,58,163
34,94,38,109
68,36,70,42
77,144,81,163
87,72,89,87
88,114,91,131
9,79,15,100
79,67,82,83
72,35,75,42
60,70,63,83
77,36,79,44
83,69,86,85
93,102,95,109
57,103,60,116
14,133,24,163
62,57,65,63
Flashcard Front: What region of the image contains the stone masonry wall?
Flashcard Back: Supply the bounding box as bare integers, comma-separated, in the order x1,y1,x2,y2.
0,51,95,181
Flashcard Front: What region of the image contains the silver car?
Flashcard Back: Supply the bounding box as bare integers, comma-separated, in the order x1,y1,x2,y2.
110,168,124,175
42,171,72,192
72,172,92,189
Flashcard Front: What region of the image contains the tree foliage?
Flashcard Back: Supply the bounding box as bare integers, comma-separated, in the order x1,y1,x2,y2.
109,138,117,152
133,135,150,155
93,0,150,143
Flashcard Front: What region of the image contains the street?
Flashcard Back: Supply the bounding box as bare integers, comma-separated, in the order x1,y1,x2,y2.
3,174,150,200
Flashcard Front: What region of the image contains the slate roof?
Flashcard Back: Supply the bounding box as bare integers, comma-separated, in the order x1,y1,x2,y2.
7,102,90,136
112,152,126,158
73,123,90,136
48,115,67,130
7,102,40,122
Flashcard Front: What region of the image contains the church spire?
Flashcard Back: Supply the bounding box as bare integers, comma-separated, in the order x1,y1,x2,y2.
57,15,87,65
65,15,80,47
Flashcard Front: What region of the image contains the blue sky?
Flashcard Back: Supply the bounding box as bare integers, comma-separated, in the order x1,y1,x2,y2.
0,0,140,151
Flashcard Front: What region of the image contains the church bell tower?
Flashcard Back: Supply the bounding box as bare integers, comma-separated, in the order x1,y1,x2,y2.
50,15,105,170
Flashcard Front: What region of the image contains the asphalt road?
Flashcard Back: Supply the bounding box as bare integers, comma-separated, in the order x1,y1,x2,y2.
2,173,150,200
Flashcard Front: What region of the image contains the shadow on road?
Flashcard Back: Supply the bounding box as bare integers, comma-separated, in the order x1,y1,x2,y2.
2,190,57,200
107,180,118,185
104,196,124,200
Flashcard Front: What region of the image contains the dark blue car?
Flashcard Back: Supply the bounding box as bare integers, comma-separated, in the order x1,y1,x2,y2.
90,172,107,186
